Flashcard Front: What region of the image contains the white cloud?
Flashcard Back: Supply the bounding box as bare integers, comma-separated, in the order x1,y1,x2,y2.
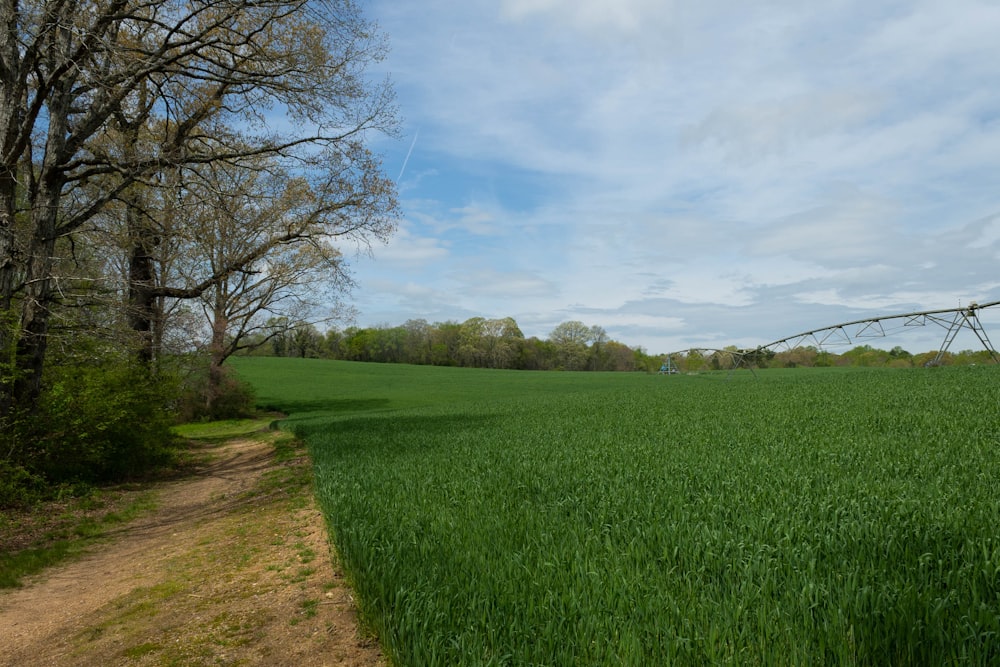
353,0,1000,353
367,222,450,267
499,0,676,38
682,91,884,164
743,191,902,264
453,268,556,299
964,215,1000,250
446,205,501,235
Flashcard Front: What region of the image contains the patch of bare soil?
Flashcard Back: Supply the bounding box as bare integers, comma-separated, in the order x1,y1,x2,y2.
0,435,384,667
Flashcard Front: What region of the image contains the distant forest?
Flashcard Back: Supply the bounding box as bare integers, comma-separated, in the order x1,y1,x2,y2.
238,317,995,372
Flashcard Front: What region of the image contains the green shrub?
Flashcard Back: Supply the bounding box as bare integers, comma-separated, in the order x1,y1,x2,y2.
0,459,46,508
0,362,176,498
175,364,256,422
35,363,177,482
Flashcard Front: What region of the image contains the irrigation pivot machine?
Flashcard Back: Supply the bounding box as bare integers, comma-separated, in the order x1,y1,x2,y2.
663,300,1000,373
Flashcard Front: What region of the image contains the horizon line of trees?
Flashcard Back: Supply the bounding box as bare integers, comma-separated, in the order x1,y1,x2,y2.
239,318,998,371
253,317,643,371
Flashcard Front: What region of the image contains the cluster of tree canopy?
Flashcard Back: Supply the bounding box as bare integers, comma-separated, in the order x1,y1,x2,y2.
245,318,654,371
0,1,398,506
244,318,994,371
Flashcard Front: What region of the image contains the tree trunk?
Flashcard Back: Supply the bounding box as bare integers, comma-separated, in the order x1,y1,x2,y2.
0,166,18,417
127,203,160,366
0,170,16,316
15,79,71,403
0,1,24,417
14,177,62,407
206,301,229,415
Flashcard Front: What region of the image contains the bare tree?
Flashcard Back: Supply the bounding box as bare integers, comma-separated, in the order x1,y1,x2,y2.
171,156,361,409
0,0,397,414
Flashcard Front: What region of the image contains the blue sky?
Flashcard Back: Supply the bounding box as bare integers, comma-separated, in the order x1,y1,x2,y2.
346,0,1000,355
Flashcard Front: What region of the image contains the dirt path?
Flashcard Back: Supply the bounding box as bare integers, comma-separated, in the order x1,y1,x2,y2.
0,436,384,667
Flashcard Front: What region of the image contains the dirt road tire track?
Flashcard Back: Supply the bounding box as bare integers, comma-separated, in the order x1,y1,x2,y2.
0,436,384,667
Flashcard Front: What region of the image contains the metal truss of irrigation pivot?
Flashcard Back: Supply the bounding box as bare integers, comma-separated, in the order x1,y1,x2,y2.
762,300,1000,366
665,300,1000,375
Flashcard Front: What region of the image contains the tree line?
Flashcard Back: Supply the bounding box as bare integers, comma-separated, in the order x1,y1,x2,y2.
246,319,994,371
249,318,653,371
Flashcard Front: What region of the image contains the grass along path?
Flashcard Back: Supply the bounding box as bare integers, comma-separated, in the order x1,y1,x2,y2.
0,421,382,667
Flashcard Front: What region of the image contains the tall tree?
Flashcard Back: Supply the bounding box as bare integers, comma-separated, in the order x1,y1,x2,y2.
587,324,608,370
0,0,397,414
184,158,360,407
482,316,523,369
402,319,433,365
549,320,593,370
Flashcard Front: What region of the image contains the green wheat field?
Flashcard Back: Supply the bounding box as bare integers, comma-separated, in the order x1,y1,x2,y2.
233,358,1000,666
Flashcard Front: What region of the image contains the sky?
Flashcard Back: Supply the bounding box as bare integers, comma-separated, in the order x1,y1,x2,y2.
345,0,1000,355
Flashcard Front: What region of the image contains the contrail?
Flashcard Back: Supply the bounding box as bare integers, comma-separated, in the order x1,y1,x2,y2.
396,130,419,183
